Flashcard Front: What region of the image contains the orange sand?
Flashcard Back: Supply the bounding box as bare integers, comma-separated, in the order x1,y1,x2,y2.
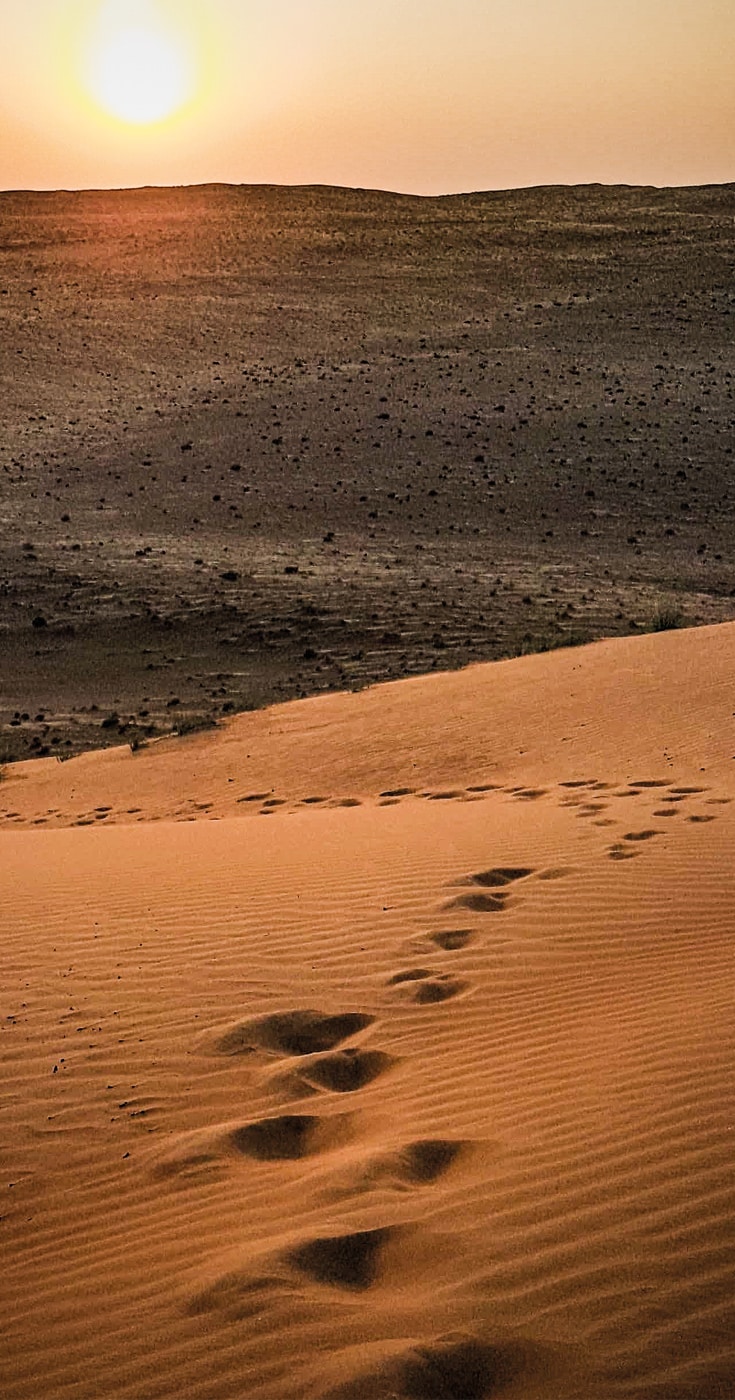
2,623,735,1398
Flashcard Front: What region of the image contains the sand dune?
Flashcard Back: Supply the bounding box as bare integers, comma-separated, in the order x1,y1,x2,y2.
2,623,735,1398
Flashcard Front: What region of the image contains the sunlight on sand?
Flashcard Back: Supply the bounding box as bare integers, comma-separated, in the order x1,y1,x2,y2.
3,624,735,1397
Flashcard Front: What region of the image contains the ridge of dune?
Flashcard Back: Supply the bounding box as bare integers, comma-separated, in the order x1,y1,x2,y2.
2,623,735,1398
1,621,734,829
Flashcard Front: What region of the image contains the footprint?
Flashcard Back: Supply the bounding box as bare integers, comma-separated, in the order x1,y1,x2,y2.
469,867,534,888
400,1335,527,1400
387,968,434,984
623,830,660,842
629,779,669,788
608,843,639,861
237,792,271,803
153,1151,223,1183
429,928,474,951
426,791,463,801
325,1332,534,1400
670,786,707,795
188,1272,294,1321
387,970,466,1004
688,814,716,824
301,796,327,805
511,788,546,800
445,892,508,913
465,784,501,793
652,808,679,818
301,1048,394,1093
334,1139,464,1198
396,1139,463,1184
287,1227,393,1291
379,788,415,798
216,1009,374,1057
229,1113,350,1162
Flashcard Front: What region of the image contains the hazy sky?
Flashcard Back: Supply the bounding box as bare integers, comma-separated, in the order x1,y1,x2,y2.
0,0,733,194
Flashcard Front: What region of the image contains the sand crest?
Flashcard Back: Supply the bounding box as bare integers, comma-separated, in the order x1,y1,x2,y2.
2,622,735,1398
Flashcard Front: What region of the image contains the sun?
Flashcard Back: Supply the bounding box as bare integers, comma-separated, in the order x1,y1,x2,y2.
83,2,195,126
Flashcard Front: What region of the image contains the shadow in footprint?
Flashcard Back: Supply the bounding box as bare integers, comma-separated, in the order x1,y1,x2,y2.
153,1151,222,1183
188,1271,293,1321
302,1048,393,1093
471,867,533,888
217,1009,373,1057
230,1113,349,1162
388,968,434,985
400,1139,463,1184
329,1138,465,1200
325,1333,535,1400
388,969,466,1004
414,978,466,1004
430,928,474,951
288,1227,393,1291
623,830,660,842
446,892,508,913
402,1335,525,1399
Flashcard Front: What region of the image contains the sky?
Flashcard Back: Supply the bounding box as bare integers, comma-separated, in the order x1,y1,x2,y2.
0,0,733,195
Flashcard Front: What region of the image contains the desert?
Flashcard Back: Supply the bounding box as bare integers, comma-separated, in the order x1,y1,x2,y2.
1,182,734,760
2,180,735,1400
2,620,735,1398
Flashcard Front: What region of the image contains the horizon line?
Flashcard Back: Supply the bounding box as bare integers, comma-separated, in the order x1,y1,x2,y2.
1,177,734,201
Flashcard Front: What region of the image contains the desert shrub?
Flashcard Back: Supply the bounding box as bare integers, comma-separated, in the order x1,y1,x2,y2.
506,630,592,658
173,714,218,736
651,606,685,632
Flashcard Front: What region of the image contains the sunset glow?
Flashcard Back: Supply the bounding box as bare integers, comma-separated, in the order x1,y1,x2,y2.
0,0,732,193
82,2,195,126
